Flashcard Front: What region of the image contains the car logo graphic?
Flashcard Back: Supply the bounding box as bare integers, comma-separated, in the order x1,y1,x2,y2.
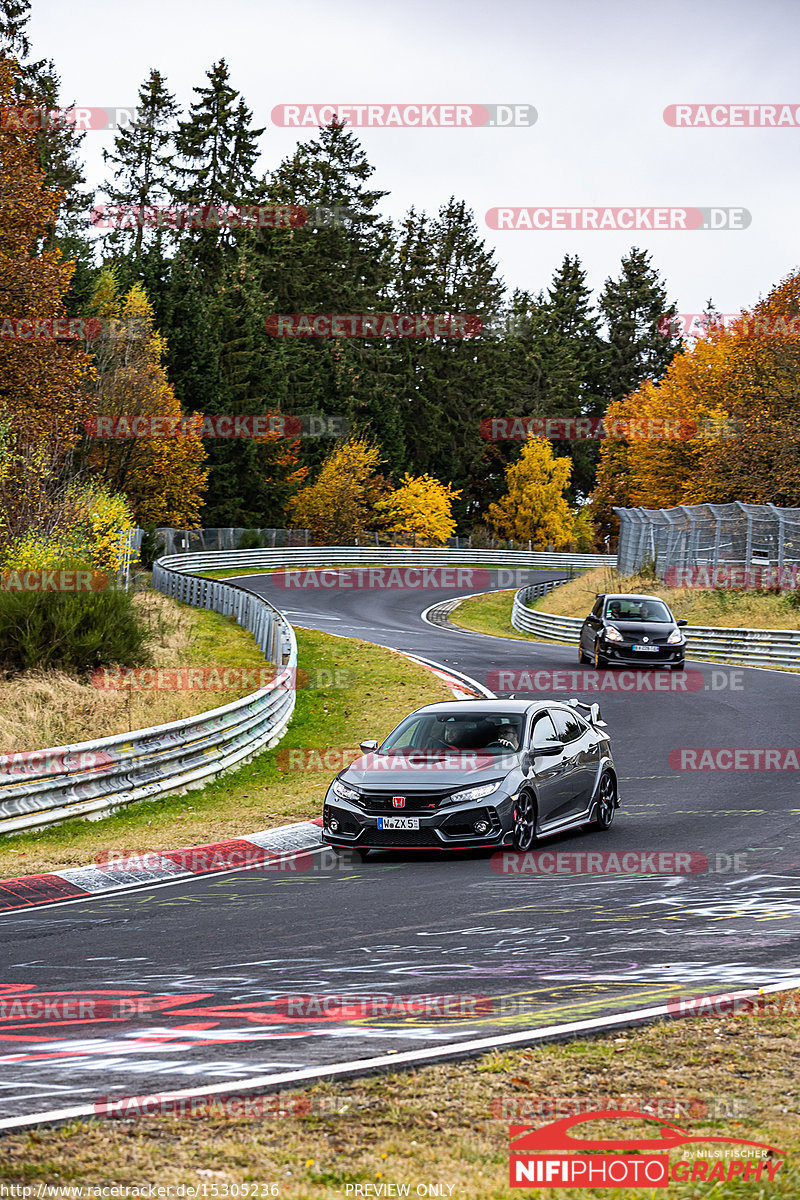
392,797,405,808
642,636,650,643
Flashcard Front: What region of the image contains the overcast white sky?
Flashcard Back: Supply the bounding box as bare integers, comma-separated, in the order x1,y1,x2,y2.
30,0,800,316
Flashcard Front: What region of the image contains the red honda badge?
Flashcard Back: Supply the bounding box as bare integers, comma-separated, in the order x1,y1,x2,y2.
392,797,406,808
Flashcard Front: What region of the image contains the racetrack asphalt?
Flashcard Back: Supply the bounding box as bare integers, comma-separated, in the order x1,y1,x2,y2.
2,568,800,1121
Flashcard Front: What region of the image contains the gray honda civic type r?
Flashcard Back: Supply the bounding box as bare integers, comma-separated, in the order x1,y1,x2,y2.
321,698,618,860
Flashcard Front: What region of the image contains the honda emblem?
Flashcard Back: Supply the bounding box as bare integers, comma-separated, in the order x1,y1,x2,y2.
392,796,405,808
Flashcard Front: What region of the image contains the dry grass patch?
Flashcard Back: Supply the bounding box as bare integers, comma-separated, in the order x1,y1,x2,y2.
0,590,268,755
2,997,799,1196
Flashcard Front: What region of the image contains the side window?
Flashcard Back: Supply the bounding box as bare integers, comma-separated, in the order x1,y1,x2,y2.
530,713,561,750
550,709,586,745
390,718,425,749
591,597,604,618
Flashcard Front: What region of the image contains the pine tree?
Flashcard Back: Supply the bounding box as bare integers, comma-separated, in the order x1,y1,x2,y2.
389,197,506,526
200,240,300,526
172,59,265,277
100,68,180,263
0,0,36,64
260,122,404,478
598,247,682,403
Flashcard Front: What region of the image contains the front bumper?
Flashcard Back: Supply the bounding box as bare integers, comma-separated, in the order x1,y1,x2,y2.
603,641,684,665
322,791,517,851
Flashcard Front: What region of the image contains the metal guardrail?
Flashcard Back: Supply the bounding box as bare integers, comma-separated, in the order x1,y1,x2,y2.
0,567,297,836
511,585,800,668
161,548,616,573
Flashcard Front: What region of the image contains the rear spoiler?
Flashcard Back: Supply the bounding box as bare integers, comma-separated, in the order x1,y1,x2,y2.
564,697,608,728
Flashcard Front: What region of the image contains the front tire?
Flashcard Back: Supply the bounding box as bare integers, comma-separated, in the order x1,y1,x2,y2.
513,791,538,851
591,771,617,830
578,639,591,664
594,640,608,669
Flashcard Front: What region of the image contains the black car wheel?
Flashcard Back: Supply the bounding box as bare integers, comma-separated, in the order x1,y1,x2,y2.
594,640,608,669
578,638,591,664
514,791,538,851
592,771,617,830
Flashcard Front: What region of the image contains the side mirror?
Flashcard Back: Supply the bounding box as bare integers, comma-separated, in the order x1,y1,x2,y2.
532,741,565,758
677,619,688,627
359,740,378,754
519,751,532,773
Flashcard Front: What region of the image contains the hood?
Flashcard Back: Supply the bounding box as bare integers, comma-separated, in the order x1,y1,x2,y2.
340,749,517,790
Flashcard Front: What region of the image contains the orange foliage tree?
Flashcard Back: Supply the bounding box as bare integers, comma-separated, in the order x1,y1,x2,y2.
591,269,800,525
0,55,96,548
82,272,210,527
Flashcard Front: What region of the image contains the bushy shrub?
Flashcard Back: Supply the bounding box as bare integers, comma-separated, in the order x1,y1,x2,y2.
0,482,136,578
237,528,265,550
138,525,166,569
0,585,150,674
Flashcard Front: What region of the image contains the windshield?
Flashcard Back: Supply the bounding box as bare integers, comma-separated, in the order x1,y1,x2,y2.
605,598,672,623
381,712,524,754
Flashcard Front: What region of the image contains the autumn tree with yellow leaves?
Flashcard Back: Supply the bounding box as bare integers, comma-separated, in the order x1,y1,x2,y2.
374,473,460,545
82,271,209,527
487,436,578,549
287,434,389,543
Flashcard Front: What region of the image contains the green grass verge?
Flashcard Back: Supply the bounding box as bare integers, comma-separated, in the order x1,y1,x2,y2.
0,627,451,879
448,589,533,641
2,995,798,1196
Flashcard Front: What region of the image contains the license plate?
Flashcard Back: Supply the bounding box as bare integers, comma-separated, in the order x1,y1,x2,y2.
377,816,420,830
632,644,660,652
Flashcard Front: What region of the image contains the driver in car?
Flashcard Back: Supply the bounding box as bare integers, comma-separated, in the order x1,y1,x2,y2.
488,723,519,751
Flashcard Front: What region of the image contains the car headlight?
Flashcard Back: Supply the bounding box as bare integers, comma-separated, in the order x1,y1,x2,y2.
604,625,623,642
445,781,502,805
667,628,684,644
331,778,362,802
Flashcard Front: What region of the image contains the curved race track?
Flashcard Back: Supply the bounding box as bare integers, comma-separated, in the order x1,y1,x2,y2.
2,568,800,1122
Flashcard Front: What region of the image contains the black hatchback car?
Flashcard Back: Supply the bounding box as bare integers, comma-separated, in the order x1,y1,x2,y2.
578,592,687,670
321,698,618,860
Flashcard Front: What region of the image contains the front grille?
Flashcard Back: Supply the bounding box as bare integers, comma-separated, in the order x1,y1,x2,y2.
359,788,456,812
366,827,442,847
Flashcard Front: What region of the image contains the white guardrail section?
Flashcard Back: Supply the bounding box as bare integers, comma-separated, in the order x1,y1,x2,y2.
512,583,800,668
159,548,616,573
0,564,298,836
